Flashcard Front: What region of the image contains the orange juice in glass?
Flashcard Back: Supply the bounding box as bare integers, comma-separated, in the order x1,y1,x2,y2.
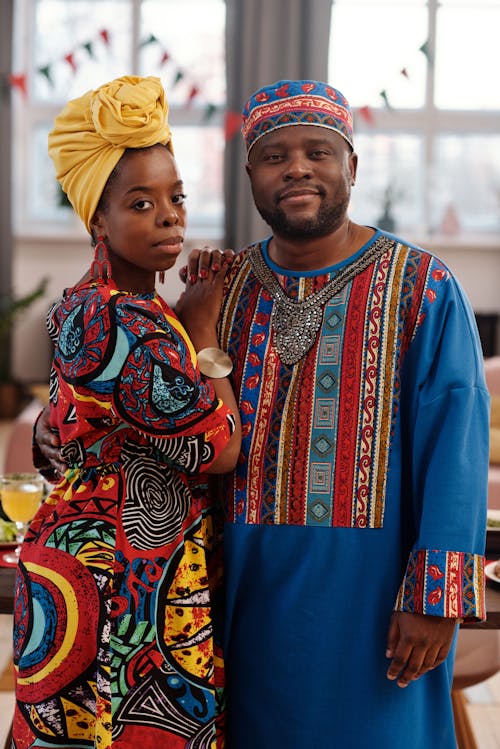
0,473,44,564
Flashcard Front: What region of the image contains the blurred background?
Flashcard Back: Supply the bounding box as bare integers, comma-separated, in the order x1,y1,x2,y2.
1,0,500,413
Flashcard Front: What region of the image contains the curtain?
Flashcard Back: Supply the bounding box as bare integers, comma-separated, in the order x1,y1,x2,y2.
0,0,13,301
224,0,333,251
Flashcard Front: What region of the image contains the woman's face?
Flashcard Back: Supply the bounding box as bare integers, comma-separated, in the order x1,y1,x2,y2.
91,144,186,293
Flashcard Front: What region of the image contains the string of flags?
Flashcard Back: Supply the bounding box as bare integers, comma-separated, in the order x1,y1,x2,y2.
1,25,433,138
357,39,433,124
1,27,243,141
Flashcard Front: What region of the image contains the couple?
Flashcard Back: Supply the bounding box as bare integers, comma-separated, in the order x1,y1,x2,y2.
17,76,489,748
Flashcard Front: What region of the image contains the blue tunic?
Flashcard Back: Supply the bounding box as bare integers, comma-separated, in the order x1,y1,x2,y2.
218,231,489,748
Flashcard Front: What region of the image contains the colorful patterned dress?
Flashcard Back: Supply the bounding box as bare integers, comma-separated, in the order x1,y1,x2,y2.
12,280,235,749
218,232,489,748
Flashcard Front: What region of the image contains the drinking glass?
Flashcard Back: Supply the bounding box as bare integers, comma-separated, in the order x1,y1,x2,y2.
0,473,44,564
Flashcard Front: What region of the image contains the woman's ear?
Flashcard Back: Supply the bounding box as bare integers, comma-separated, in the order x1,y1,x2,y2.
90,213,105,243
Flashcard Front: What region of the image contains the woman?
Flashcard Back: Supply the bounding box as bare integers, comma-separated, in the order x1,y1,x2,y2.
12,76,240,749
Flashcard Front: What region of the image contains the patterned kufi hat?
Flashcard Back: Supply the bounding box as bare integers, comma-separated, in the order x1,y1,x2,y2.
48,75,173,233
241,79,353,155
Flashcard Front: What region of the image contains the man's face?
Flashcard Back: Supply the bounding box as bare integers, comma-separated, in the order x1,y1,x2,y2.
246,125,357,240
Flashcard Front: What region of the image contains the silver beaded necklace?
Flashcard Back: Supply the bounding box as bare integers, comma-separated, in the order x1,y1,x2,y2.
248,235,392,365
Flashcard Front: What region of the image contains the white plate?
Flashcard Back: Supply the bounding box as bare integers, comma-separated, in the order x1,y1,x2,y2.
485,559,500,584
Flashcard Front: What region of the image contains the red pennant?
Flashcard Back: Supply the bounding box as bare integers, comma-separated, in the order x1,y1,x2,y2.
8,73,28,97
358,105,375,125
224,111,241,141
400,68,409,78
187,85,200,103
159,50,170,67
64,52,78,73
99,29,110,46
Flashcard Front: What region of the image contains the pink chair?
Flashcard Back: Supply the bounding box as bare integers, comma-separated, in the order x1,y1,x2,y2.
2,399,42,475
451,357,500,748
485,357,500,509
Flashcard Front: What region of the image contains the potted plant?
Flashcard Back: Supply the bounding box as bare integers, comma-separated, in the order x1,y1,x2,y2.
0,278,48,418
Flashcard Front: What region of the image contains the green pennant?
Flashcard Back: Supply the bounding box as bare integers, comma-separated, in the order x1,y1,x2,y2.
173,70,184,86
140,33,158,47
379,89,392,109
38,64,53,86
419,40,433,64
203,103,218,122
82,41,95,58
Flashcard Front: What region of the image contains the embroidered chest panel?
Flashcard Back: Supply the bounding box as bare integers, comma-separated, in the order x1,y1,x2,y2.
220,240,434,527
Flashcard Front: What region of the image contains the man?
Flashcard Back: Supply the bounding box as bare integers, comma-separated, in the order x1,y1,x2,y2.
37,80,490,748
192,79,490,748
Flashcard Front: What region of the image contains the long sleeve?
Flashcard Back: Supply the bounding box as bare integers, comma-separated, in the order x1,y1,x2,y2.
395,258,490,620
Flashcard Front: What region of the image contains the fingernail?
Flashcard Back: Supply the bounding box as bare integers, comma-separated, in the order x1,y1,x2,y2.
189,274,197,284
200,269,208,279
212,263,220,271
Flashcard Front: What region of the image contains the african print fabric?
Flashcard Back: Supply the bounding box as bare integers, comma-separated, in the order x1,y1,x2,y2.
218,231,489,748
13,281,234,749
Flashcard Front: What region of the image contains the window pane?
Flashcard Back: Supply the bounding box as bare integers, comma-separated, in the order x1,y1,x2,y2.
29,122,79,225
33,0,132,103
431,135,500,233
140,0,226,107
165,126,224,233
329,1,427,108
435,4,500,109
349,134,424,234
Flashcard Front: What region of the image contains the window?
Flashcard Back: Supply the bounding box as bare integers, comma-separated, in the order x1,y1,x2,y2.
329,0,500,239
12,0,226,237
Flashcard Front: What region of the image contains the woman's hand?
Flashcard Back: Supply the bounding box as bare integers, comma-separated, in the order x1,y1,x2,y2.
176,252,232,351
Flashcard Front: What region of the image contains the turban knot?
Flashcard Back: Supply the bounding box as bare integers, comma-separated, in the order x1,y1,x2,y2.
48,75,173,232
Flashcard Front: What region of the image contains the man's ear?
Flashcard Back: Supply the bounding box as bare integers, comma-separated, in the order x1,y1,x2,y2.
349,151,358,184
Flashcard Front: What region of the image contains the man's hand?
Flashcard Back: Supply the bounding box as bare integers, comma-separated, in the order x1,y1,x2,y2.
386,611,459,687
35,405,66,475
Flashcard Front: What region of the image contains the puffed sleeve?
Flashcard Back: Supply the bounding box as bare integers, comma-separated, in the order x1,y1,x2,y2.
52,285,235,474
395,257,490,621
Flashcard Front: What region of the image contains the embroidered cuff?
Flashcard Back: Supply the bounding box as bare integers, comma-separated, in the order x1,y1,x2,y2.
395,548,486,621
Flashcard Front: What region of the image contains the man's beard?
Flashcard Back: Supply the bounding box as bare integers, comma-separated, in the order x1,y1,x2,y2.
254,195,350,240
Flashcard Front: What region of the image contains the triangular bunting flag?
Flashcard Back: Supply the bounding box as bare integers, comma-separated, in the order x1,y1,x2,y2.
64,52,78,74
82,41,95,58
203,103,218,122
159,50,170,67
224,111,241,141
379,89,392,109
99,29,110,46
419,40,433,64
187,85,200,103
173,70,184,86
140,33,158,47
38,64,53,86
358,105,375,125
8,73,28,97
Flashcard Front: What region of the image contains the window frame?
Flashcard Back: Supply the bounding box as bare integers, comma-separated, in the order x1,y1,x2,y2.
12,0,226,240
330,0,500,243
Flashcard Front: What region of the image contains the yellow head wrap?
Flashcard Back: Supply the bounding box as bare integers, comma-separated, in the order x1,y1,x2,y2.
48,75,173,233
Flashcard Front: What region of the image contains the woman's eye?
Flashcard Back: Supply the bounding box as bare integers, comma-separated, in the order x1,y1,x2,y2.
133,199,153,211
172,193,187,205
